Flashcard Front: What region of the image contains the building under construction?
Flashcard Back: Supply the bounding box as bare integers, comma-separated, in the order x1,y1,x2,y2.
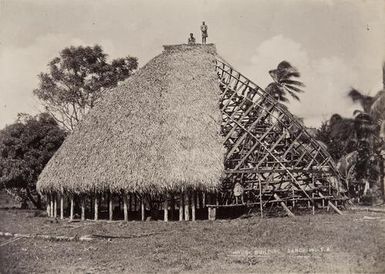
37,44,347,221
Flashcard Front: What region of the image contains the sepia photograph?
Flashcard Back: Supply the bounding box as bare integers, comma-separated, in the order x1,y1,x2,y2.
0,0,384,273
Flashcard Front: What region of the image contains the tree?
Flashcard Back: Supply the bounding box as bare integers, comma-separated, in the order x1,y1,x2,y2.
347,86,385,200
316,110,382,200
265,61,305,103
34,45,138,131
316,114,356,161
348,88,385,135
0,113,66,209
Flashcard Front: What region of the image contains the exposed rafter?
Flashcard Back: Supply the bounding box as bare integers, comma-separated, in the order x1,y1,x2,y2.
215,58,346,214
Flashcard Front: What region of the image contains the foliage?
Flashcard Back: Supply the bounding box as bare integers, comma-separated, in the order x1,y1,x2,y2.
34,45,138,131
316,121,345,161
265,61,305,103
0,113,66,208
348,88,385,137
316,92,383,199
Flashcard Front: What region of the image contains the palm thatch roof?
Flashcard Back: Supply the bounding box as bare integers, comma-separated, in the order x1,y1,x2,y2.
37,44,225,194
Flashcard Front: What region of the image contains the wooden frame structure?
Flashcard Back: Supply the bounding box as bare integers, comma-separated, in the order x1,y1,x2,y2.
43,49,347,221
213,58,347,216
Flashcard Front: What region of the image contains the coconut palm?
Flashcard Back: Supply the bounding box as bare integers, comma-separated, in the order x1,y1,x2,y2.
348,88,385,136
347,87,384,201
265,61,305,103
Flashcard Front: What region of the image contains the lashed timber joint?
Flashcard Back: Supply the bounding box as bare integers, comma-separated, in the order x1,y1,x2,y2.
215,58,346,214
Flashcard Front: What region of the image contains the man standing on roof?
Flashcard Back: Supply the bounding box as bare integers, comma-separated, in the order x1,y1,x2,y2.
201,21,208,44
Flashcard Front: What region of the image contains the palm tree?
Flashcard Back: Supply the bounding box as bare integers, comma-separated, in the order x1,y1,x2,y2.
348,88,385,136
265,61,305,103
347,87,385,201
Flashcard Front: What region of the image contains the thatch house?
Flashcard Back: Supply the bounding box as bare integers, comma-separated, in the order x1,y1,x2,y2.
38,44,345,222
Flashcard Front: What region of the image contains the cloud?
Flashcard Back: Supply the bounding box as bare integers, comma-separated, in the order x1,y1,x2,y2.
242,35,363,127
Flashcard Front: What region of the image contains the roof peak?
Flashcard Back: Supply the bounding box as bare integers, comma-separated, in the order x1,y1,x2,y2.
163,43,216,54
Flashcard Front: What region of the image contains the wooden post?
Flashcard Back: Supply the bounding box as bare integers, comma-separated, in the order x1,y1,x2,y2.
50,194,54,217
213,192,218,220
322,194,325,208
312,193,315,215
179,192,184,221
70,195,74,221
208,207,212,220
80,196,85,221
94,194,98,221
208,193,217,221
46,194,51,217
319,193,343,215
259,179,263,218
123,193,128,221
60,194,64,220
141,198,145,221
274,194,295,217
202,192,206,208
208,206,216,221
328,200,343,215
184,191,190,221
53,194,57,218
109,192,113,221
164,195,169,222
191,191,196,221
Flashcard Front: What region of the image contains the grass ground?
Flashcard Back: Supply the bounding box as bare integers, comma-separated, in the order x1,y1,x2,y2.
0,209,384,273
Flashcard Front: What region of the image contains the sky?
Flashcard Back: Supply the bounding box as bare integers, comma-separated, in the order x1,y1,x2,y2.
0,0,384,129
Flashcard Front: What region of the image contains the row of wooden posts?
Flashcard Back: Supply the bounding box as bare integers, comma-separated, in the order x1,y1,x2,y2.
46,191,218,221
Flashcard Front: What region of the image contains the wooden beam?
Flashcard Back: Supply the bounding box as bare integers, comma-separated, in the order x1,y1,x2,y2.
274,194,295,217
184,192,190,221
53,194,57,218
50,194,54,218
208,194,217,221
46,194,51,217
226,114,277,160
94,194,98,221
319,193,342,215
253,130,290,169
81,196,85,221
179,192,184,221
224,113,314,202
60,194,64,220
123,193,128,221
312,193,315,215
164,195,169,222
224,99,273,144
328,201,343,215
191,191,196,221
141,198,145,221
208,207,213,220
70,195,74,221
231,124,277,169
202,192,206,208
108,192,113,221
259,179,263,218
217,59,340,177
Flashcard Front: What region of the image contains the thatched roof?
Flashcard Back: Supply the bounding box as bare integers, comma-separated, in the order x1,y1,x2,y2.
37,44,225,194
